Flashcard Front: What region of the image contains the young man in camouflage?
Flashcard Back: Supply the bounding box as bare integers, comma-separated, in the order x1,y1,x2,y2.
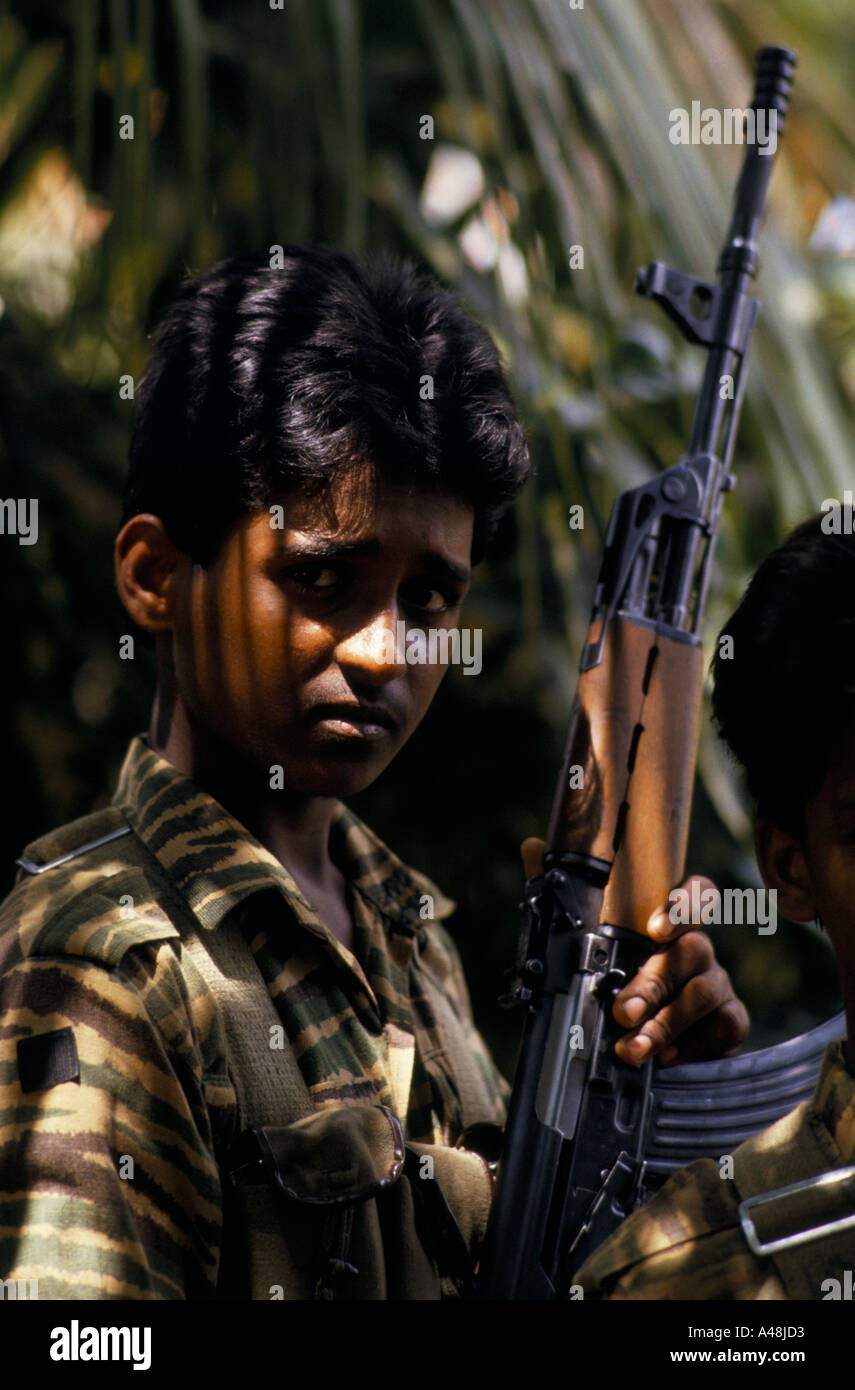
0,247,747,1299
576,515,855,1300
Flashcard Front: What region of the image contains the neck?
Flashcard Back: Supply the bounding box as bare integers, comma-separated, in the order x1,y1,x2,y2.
147,686,338,883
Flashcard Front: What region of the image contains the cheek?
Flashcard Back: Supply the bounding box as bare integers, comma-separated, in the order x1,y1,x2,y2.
407,662,448,718
806,838,855,939
186,578,321,713
825,849,855,914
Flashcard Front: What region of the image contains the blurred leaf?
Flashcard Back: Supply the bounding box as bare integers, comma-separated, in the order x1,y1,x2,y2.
0,18,62,167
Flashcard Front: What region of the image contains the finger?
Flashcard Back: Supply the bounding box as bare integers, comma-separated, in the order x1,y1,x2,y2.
646,875,719,943
654,998,750,1067
520,837,545,879
614,963,737,1066
612,930,714,1028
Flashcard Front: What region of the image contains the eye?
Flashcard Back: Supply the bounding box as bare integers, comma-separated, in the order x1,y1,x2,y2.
286,564,339,590
401,582,463,615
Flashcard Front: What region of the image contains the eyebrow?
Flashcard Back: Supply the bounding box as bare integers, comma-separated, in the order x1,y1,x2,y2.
279,540,471,585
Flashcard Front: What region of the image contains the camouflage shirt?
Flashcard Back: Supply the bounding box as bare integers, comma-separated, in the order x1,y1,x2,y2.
0,735,508,1299
574,1038,855,1300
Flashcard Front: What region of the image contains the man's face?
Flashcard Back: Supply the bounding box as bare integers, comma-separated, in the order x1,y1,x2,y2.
166,468,474,798
800,728,855,988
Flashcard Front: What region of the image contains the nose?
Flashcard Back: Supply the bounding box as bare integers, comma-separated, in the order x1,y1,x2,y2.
334,607,406,685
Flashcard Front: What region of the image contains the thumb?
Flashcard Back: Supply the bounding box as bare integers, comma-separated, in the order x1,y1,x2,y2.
520,837,546,879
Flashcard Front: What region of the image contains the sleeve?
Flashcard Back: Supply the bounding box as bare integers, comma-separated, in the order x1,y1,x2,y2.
572,1159,783,1300
0,943,225,1300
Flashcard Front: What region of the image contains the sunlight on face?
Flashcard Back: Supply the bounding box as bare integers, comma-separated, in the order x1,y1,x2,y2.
170,466,475,797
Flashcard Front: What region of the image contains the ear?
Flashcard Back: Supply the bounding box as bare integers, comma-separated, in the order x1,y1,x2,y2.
754,818,816,922
115,515,186,633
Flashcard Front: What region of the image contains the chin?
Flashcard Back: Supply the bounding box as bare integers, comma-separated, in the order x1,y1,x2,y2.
287,751,394,799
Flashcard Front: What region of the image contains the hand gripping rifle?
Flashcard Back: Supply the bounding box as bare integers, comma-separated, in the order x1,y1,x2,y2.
476,47,840,1301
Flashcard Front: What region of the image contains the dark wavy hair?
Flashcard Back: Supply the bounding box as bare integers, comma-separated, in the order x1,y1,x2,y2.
123,245,530,565
711,512,855,835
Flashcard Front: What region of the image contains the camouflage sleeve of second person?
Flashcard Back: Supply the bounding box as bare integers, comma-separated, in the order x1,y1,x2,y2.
572,1159,785,1300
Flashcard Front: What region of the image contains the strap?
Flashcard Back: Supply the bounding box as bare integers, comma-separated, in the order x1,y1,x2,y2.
182,912,314,1131
183,912,324,1297
732,1102,855,1298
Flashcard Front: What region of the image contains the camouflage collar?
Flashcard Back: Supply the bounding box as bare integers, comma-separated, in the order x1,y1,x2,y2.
111,735,454,938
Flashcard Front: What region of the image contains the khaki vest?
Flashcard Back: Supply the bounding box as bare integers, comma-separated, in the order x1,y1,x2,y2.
17,807,498,1300
183,905,497,1299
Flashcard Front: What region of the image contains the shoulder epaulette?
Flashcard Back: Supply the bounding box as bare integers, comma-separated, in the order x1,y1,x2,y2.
7,806,181,967
15,805,132,877
16,824,132,875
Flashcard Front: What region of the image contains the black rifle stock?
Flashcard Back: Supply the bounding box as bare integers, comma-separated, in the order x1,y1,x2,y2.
476,46,833,1301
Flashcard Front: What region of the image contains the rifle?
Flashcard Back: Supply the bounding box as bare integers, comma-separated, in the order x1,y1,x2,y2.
476,45,830,1301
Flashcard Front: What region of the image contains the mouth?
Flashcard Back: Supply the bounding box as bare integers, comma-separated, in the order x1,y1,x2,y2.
306,702,400,743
